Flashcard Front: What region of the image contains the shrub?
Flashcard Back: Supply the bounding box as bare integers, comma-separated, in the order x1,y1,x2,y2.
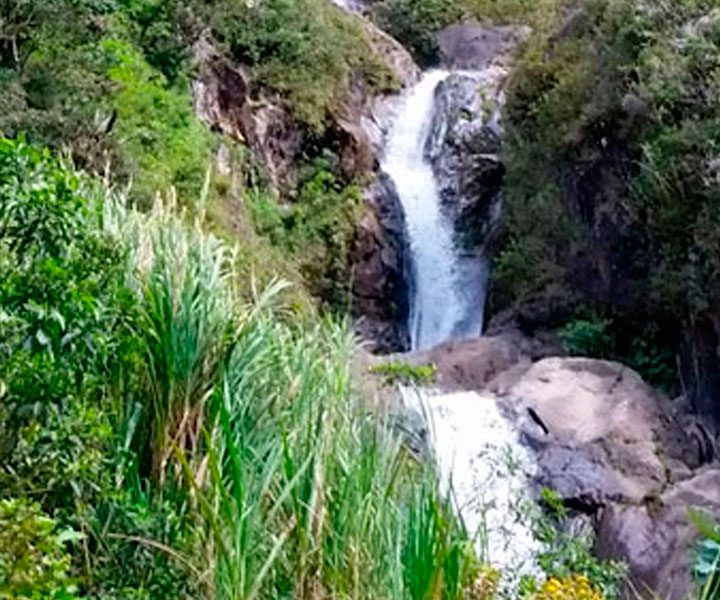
248,155,363,310
560,317,612,358
0,138,136,423
533,488,627,599
370,361,438,386
0,498,80,599
101,38,215,207
205,0,395,129
690,509,720,598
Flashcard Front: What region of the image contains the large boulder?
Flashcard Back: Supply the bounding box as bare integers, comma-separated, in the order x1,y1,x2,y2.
498,358,700,506
404,333,531,391
597,468,720,600
486,353,715,598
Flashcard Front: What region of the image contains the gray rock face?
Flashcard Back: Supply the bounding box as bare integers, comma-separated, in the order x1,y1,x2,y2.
350,174,412,353
192,34,304,192
425,70,505,251
436,24,531,71
597,468,720,600
192,21,419,192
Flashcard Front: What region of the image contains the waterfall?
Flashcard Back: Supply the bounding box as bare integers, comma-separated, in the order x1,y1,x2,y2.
382,69,541,580
381,70,489,351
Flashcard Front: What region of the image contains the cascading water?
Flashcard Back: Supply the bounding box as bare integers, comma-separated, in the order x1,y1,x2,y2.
381,70,542,579
328,0,540,580
381,70,487,351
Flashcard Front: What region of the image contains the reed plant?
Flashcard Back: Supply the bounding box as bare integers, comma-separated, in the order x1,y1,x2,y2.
101,189,476,599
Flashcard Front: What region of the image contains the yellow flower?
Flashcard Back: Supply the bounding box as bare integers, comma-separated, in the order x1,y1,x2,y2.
531,574,605,600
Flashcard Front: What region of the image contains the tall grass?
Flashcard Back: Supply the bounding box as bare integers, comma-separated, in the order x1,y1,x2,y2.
103,192,475,599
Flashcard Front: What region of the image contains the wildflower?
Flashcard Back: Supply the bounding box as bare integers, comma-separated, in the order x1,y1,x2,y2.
532,574,605,600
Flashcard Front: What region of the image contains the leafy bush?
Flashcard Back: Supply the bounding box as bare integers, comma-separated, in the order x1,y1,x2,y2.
560,317,612,358
0,498,79,599
205,0,395,129
496,0,720,396
101,37,214,206
370,361,438,386
533,488,627,599
690,509,720,599
249,155,363,309
0,138,136,423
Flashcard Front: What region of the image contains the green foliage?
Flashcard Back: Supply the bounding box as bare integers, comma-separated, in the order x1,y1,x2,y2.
0,138,135,422
87,493,200,600
370,361,438,386
496,0,720,395
0,139,481,598
690,509,720,599
249,155,363,309
534,488,628,599
0,498,79,599
560,317,612,358
101,37,214,207
205,0,395,129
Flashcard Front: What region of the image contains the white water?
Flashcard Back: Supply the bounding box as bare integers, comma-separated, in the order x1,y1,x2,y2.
381,71,487,351
404,388,541,581
329,0,364,12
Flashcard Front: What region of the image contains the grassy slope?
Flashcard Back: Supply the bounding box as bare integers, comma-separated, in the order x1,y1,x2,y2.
0,138,482,599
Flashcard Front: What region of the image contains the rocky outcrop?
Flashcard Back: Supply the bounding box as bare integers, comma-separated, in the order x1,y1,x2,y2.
192,19,418,192
192,34,304,191
350,174,412,353
191,24,420,352
423,25,528,251
499,359,700,504
425,70,505,250
597,468,720,600
436,24,531,71
393,336,718,598
333,13,420,177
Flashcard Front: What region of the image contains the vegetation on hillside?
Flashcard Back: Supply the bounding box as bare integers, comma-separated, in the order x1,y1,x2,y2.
0,0,387,311
493,0,720,389
0,137,482,598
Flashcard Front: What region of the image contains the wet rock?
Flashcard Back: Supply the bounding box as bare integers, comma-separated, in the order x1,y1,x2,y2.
425,70,506,250
350,174,412,353
597,468,720,600
424,25,530,252
436,24,531,71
